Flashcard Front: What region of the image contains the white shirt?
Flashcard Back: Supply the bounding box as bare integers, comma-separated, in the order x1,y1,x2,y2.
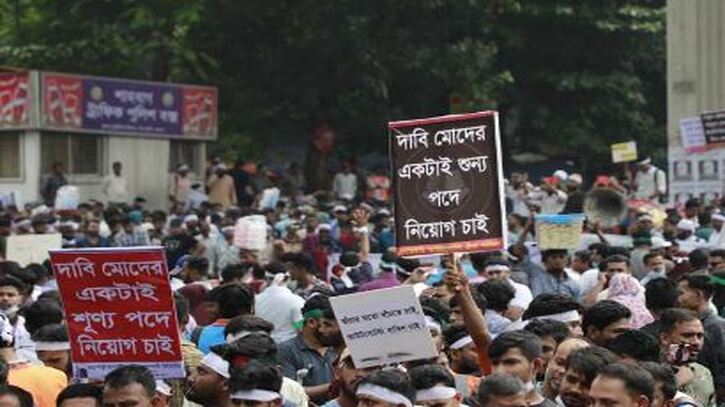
709,228,725,248
508,279,532,310
333,172,357,200
529,189,567,214
634,166,666,200
255,286,305,343
101,174,128,203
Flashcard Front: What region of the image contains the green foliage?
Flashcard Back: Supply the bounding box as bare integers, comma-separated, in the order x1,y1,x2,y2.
0,0,665,169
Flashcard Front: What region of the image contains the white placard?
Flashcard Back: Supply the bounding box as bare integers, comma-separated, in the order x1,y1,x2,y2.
679,116,707,151
330,285,438,368
6,233,62,266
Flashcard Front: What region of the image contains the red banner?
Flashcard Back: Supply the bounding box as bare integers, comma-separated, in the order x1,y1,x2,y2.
0,72,30,128
49,247,184,380
182,86,217,138
43,74,83,128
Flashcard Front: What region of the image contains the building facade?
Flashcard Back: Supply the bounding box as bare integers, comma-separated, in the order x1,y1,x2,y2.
0,70,217,209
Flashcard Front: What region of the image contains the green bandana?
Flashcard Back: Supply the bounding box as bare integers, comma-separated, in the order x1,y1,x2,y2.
710,275,725,286
293,309,325,330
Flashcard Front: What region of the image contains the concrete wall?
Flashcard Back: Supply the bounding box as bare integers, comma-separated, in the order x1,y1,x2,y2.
666,0,725,201
667,0,725,144
0,132,205,210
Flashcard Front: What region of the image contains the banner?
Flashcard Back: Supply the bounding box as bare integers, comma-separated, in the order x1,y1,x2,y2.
535,214,585,250
611,141,638,163
41,72,217,140
389,111,506,257
0,72,30,129
49,247,184,380
701,109,725,145
6,234,62,266
679,116,707,153
330,286,437,368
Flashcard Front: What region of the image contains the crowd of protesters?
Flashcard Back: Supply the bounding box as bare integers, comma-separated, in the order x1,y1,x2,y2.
0,153,722,407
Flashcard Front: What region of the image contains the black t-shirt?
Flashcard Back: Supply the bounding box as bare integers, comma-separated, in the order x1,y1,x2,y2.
163,234,198,269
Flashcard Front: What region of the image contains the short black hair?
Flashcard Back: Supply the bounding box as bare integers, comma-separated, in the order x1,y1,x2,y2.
710,249,725,258
469,252,491,272
679,272,714,299
645,278,678,312
0,385,34,407
604,329,660,362
214,332,278,368
596,363,655,402
280,252,315,273
450,288,487,312
477,280,515,313
522,293,581,320
582,300,631,334
104,365,155,398
31,323,68,343
574,250,593,267
488,330,542,362
56,383,103,407
524,319,570,345
565,346,617,387
359,370,416,405
419,296,451,325
220,264,249,283
659,308,699,335
639,362,677,401
215,284,255,319
0,275,27,296
301,294,335,320
598,255,630,272
21,300,64,336
477,373,525,407
224,315,274,338
688,249,709,270
186,256,209,274
443,324,470,348
642,252,663,266
541,249,569,262
228,360,283,394
409,364,455,390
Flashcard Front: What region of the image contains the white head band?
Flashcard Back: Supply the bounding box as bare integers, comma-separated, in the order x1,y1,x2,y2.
201,351,230,378
357,384,413,407
230,389,281,402
35,341,71,352
416,386,458,402
424,316,441,334
226,330,268,343
484,265,510,273
449,335,473,350
156,380,172,397
534,310,580,323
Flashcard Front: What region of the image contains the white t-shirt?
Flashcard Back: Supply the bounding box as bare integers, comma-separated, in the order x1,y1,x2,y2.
255,286,305,343
508,279,532,310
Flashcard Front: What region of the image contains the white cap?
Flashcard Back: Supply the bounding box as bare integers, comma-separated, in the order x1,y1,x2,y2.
651,237,672,249
712,213,725,222
177,164,190,172
568,173,582,185
333,205,348,213
676,219,696,232
638,157,652,165
553,170,568,181
184,214,199,223
317,224,332,232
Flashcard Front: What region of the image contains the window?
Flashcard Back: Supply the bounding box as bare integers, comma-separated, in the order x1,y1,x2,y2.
41,133,102,176
0,132,21,178
169,140,203,174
